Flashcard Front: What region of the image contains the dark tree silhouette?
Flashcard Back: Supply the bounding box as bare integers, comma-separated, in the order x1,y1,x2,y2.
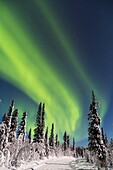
40,103,45,142
45,127,48,144
28,128,32,143
8,109,18,142
2,113,7,124
49,123,54,147
17,111,27,142
67,135,70,148
55,134,58,147
63,131,67,151
3,100,14,147
45,127,49,157
72,137,75,151
5,100,14,129
33,103,42,143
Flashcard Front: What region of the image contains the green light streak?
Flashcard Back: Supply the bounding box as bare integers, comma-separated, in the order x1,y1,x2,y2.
34,0,107,119
0,2,81,140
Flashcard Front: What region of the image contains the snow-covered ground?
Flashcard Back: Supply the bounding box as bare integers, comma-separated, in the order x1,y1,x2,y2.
1,157,113,170
20,156,75,170
70,157,98,170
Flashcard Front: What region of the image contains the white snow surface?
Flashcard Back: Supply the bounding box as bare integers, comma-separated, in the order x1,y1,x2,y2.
0,156,112,170
19,156,75,170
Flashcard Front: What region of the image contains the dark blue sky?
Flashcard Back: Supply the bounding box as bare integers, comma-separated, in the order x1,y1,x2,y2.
0,0,113,145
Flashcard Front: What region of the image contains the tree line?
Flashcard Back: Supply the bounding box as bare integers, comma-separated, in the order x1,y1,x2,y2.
0,91,113,169
0,100,76,168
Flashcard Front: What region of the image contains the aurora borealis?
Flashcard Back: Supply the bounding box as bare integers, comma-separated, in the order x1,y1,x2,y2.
0,0,113,145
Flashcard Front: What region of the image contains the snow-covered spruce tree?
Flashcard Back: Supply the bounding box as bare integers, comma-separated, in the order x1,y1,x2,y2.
101,127,108,147
110,139,113,148
17,111,27,142
5,100,15,129
28,128,32,143
63,131,67,151
88,91,108,168
3,100,14,148
101,127,105,145
8,109,18,143
109,139,113,164
40,103,45,143
45,127,49,157
0,123,6,150
104,134,108,148
49,123,54,147
33,103,42,143
2,113,7,124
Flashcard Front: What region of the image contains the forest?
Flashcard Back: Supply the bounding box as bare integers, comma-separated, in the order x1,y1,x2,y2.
0,91,113,170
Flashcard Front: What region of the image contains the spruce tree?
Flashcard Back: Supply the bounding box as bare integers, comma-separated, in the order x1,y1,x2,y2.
110,139,113,149
88,91,101,152
28,128,32,143
55,134,58,147
3,100,14,147
45,127,48,145
0,123,6,150
45,127,49,157
73,137,75,151
40,103,45,142
8,109,18,142
5,100,14,129
101,127,105,144
33,103,42,143
104,134,108,148
2,113,7,124
49,123,54,147
67,135,70,148
17,111,27,142
63,131,67,151
88,91,107,168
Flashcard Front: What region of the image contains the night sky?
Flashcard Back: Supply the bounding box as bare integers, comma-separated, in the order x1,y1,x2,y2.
0,0,113,145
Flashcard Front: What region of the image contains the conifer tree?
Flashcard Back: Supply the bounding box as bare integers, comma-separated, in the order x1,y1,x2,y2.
101,127,105,144
0,122,6,150
45,127,48,145
5,100,14,129
49,123,54,147
17,111,27,142
72,137,75,151
3,100,14,147
104,134,108,148
28,128,32,143
33,103,42,143
110,138,113,149
40,103,45,142
8,109,18,142
2,113,7,124
67,135,70,148
63,131,67,151
55,134,58,147
45,127,49,157
88,91,101,152
88,91,107,168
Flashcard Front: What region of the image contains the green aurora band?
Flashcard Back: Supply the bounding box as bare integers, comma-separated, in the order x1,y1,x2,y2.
34,0,107,118
0,1,107,141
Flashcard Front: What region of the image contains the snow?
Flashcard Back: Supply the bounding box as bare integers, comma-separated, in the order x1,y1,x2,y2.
1,156,113,170
18,156,73,170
